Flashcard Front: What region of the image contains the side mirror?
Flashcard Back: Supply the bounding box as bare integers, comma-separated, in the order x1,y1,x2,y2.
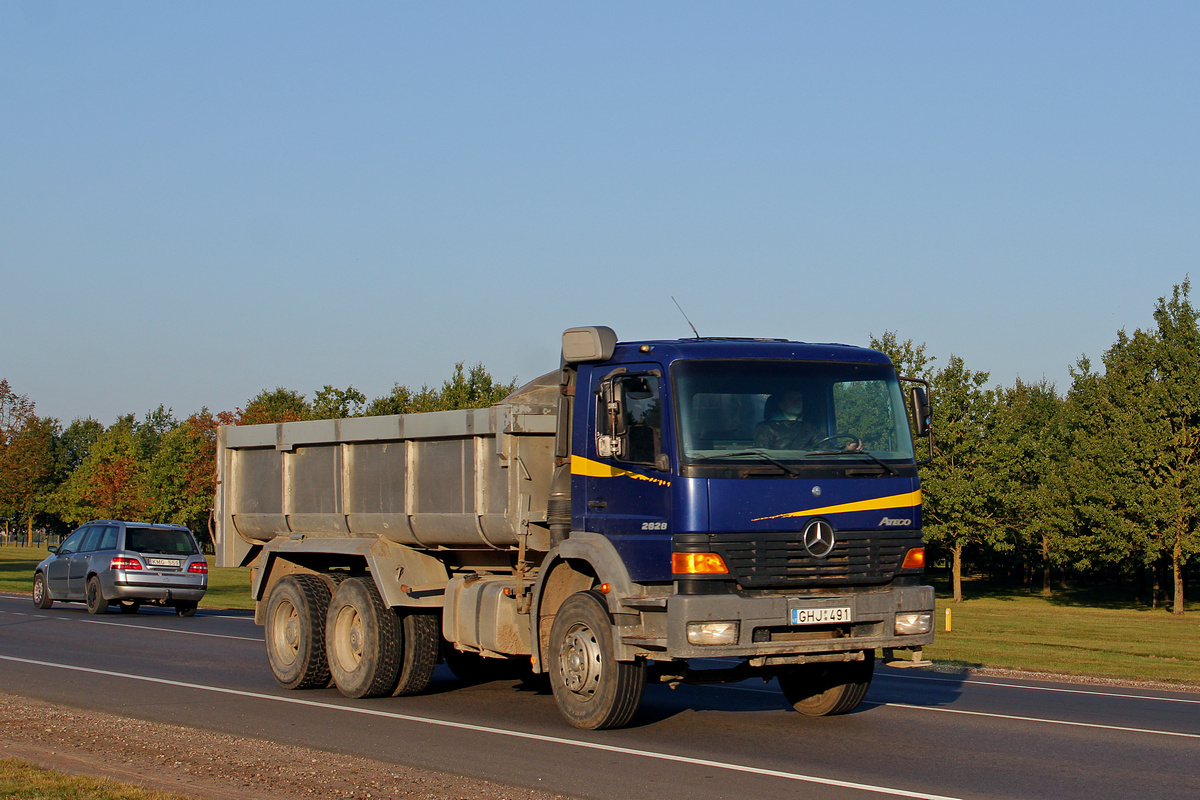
47,545,58,555
909,386,932,437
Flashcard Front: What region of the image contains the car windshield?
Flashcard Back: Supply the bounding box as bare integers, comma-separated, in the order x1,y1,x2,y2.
125,527,198,555
674,359,916,467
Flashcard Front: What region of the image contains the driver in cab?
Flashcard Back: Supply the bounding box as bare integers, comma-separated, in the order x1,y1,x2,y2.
754,392,861,451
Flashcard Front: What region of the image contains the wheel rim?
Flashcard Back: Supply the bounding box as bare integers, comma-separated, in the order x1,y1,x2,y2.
87,581,99,607
33,577,44,604
331,605,364,673
270,600,300,667
558,621,603,698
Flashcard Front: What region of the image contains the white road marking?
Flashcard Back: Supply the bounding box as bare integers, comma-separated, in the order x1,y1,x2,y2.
722,684,1199,739
0,654,963,800
57,618,262,642
882,702,1200,739
875,672,1200,705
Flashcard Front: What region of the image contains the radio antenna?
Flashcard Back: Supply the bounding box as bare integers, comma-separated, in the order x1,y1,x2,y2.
671,296,700,339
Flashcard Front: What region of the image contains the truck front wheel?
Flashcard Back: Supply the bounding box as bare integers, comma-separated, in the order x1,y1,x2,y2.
548,591,646,730
265,575,333,690
326,577,401,699
777,652,875,716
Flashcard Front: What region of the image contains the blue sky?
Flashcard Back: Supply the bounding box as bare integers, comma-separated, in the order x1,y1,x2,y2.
3,2,1197,425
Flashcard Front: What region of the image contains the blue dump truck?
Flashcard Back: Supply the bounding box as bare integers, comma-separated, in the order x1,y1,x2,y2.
214,327,934,729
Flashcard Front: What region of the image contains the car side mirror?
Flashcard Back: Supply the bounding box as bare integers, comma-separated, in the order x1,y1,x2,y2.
47,545,58,555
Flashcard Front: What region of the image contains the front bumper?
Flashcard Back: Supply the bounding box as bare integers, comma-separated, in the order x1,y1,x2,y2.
664,583,934,661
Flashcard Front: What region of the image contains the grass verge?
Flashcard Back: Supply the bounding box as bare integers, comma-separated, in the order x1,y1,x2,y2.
0,758,195,800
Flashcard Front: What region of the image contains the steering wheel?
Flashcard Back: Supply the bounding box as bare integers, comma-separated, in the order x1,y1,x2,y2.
813,433,862,451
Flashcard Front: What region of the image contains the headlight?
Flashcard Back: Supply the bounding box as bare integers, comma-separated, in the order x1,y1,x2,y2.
686,621,740,645
895,612,933,635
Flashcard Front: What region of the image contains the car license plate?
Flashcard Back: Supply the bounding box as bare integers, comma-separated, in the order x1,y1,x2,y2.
790,606,852,625
147,558,180,569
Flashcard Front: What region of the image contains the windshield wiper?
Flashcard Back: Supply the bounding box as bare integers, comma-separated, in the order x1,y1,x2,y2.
805,449,897,475
689,450,800,477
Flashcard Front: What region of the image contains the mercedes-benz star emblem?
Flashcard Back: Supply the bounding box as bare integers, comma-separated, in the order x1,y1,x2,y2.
802,519,836,559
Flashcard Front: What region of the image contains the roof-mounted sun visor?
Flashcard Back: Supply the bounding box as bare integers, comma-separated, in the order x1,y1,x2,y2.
562,326,617,364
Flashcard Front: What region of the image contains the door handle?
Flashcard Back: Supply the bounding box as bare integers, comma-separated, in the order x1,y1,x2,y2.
587,500,607,509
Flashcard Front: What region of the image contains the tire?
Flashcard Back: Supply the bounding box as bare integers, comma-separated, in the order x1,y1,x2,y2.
391,610,439,696
265,575,334,690
326,577,401,699
548,590,646,730
119,600,141,614
778,652,875,716
176,602,198,617
85,576,108,615
32,573,53,610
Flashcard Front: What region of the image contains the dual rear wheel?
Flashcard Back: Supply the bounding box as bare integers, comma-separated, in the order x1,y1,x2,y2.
264,575,438,699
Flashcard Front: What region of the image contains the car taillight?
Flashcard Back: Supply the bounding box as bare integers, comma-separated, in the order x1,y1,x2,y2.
188,562,208,574
111,556,143,570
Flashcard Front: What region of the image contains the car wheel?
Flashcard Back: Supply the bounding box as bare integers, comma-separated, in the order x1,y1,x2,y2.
777,651,875,716
176,602,198,617
119,600,141,614
325,577,401,699
265,575,334,690
85,576,109,615
548,590,646,730
32,572,53,610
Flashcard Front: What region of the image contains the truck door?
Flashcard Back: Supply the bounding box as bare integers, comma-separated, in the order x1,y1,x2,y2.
576,366,673,581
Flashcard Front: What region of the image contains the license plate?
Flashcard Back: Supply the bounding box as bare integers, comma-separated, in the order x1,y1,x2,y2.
790,606,852,625
147,558,180,569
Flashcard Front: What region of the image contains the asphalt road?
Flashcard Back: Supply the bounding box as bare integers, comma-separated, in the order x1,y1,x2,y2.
2,594,1197,800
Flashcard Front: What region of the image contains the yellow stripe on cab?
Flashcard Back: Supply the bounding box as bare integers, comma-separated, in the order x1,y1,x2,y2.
752,489,922,522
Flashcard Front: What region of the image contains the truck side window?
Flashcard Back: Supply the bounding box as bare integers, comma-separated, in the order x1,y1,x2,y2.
598,374,663,465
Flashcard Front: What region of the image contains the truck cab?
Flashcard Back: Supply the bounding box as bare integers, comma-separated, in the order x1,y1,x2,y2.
541,328,934,726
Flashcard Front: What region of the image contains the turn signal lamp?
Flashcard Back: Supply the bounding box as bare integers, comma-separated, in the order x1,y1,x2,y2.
188,562,208,574
672,552,729,575
901,547,925,570
110,556,142,570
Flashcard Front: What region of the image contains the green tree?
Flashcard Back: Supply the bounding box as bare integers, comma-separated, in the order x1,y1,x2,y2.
55,417,151,524
922,355,999,602
1065,281,1200,615
366,363,518,416
0,416,57,544
239,388,312,425
146,410,230,544
988,379,1067,594
312,385,367,419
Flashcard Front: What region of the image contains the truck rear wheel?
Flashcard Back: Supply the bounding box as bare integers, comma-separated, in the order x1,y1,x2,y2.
778,652,875,716
548,590,646,730
265,575,333,690
391,610,439,696
326,577,401,699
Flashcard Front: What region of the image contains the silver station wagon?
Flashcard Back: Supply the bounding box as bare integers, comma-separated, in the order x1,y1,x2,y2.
32,520,208,616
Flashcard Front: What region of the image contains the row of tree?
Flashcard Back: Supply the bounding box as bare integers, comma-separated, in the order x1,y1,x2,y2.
874,280,1200,615
0,364,517,548
3,284,1198,615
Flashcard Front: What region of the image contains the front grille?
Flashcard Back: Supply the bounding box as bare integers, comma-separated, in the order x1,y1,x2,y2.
708,529,919,588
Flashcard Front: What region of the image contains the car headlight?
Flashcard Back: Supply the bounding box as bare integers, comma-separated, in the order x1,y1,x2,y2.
895,612,933,635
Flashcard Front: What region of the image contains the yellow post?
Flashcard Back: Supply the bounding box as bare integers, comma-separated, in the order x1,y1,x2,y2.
945,608,952,632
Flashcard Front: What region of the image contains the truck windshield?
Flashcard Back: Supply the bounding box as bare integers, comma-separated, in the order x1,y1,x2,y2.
673,359,916,468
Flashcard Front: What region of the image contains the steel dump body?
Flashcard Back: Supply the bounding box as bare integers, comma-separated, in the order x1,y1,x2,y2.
215,373,560,570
